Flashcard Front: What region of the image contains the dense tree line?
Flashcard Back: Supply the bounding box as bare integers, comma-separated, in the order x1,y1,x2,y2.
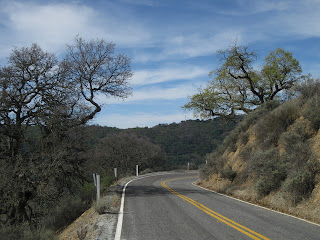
81,117,238,169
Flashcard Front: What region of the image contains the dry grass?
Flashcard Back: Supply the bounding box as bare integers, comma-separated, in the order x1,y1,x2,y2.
197,177,320,224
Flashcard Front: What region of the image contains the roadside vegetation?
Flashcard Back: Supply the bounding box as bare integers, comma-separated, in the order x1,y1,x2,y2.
2,37,319,238
184,43,320,223
198,80,320,222
0,37,133,239
0,38,236,238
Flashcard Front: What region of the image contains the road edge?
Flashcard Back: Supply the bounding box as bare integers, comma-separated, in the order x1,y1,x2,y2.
191,182,320,227
114,171,196,240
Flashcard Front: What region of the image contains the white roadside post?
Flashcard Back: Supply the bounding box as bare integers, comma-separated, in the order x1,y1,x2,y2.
93,173,101,202
136,165,139,176
114,168,118,180
96,174,100,202
188,162,190,170
206,160,208,165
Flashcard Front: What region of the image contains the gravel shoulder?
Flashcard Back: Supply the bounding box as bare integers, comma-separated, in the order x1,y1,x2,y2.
58,171,196,240
58,176,136,240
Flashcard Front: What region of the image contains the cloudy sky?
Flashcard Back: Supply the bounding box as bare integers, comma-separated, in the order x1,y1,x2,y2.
1,0,319,128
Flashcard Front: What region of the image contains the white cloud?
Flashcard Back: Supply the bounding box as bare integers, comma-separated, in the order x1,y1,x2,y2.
98,83,204,104
0,1,150,55
132,65,209,85
280,0,320,38
220,0,290,16
134,31,244,62
92,112,194,128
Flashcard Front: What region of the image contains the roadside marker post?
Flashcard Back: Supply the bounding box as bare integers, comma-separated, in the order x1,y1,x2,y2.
93,173,101,201
93,173,97,186
114,168,118,180
188,162,190,170
136,165,139,176
96,174,100,201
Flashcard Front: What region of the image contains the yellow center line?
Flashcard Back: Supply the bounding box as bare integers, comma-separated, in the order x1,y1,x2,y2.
161,177,270,240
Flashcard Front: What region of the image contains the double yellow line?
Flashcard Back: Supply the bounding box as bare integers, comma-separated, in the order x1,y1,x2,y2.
161,177,270,240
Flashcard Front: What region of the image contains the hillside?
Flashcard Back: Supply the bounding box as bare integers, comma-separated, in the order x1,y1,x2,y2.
84,117,238,168
198,81,320,223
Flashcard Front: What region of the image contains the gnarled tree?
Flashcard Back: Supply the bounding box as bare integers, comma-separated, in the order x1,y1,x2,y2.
0,37,132,226
183,44,306,119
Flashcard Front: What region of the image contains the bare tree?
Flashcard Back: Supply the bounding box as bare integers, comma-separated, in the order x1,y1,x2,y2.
0,37,132,226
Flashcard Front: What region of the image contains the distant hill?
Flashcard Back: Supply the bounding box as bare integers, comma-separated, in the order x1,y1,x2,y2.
84,117,238,169
198,81,320,224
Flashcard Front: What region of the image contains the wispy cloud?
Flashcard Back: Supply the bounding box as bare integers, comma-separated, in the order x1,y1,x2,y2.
92,112,194,128
132,65,209,85
0,1,150,55
98,83,204,104
134,31,244,62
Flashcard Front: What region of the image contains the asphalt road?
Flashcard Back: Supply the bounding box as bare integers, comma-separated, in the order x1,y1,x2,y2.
119,172,320,240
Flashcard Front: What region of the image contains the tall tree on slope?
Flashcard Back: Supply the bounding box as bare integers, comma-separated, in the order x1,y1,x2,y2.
183,43,307,119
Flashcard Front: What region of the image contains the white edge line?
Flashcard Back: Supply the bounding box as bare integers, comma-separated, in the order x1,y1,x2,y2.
191,182,320,227
114,171,191,240
114,179,132,240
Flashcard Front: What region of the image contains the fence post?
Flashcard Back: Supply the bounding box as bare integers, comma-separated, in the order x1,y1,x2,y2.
136,165,139,176
96,174,100,202
93,173,101,201
114,168,118,180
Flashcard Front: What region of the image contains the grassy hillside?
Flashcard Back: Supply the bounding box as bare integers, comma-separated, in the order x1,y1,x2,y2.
199,81,320,223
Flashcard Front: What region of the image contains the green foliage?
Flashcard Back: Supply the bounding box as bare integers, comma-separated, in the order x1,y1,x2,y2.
94,200,108,215
249,149,287,196
0,224,57,240
199,165,213,180
101,176,115,190
283,171,315,205
221,167,237,182
302,95,320,130
42,195,89,231
83,118,237,168
202,79,320,203
184,44,305,119
254,100,299,148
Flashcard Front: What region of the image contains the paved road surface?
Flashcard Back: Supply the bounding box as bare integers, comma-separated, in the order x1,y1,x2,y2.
119,172,320,240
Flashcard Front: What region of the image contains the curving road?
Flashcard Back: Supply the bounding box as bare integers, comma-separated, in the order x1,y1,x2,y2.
117,172,320,240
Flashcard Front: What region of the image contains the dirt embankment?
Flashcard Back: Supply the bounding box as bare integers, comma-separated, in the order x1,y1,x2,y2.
58,177,134,240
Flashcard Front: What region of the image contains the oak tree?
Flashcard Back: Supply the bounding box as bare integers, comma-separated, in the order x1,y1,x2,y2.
0,37,132,226
183,44,305,119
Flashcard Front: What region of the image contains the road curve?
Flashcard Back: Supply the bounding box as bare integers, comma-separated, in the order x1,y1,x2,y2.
118,172,320,240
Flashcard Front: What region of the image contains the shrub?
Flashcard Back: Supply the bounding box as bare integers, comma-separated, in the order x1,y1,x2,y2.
42,195,88,231
94,193,121,214
254,100,298,149
79,181,96,202
0,224,57,240
221,168,237,182
205,153,226,174
238,131,250,145
283,171,315,205
249,149,287,196
296,78,320,99
256,168,287,197
199,165,212,180
94,199,107,215
101,175,114,190
302,95,320,130
140,168,153,175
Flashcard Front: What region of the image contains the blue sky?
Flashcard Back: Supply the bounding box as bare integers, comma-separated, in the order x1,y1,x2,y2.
1,0,320,128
